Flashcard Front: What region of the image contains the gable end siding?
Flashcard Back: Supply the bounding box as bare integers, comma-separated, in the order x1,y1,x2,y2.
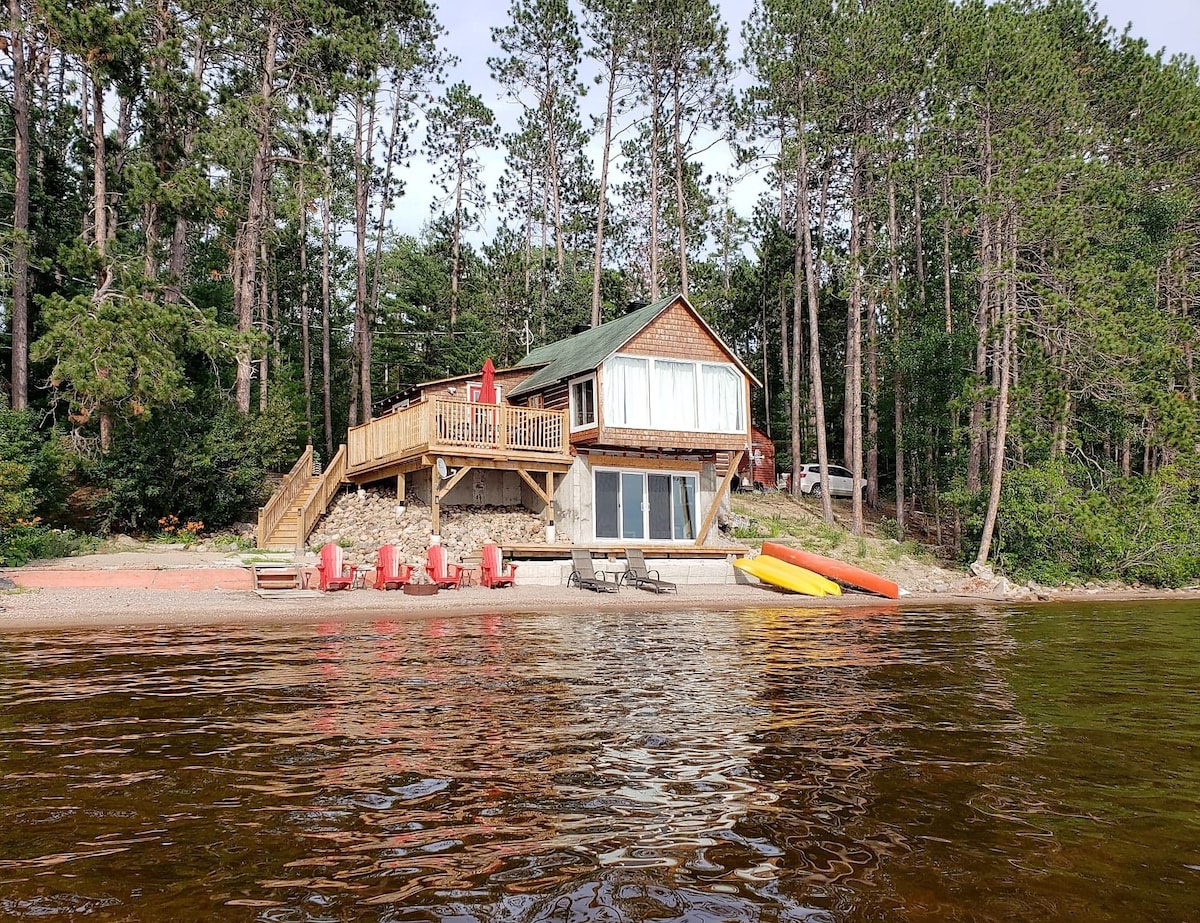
622,302,733,364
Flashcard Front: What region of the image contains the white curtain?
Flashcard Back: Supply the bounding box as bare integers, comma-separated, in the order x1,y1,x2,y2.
652,360,697,429
700,364,744,433
604,357,650,427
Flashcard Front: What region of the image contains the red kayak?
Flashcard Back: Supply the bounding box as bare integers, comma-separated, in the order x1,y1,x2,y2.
761,541,900,599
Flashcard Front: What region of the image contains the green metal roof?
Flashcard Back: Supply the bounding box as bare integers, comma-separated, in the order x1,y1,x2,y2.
508,295,677,398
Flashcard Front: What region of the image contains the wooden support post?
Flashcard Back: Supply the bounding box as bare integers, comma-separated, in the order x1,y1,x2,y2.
695,450,744,545
431,466,439,535
546,470,554,524
396,472,405,502
515,467,549,503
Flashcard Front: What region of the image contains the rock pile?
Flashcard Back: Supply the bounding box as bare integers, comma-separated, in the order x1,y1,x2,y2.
308,486,559,568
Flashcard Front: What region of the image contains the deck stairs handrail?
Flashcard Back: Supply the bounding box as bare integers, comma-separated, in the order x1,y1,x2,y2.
256,445,312,549
347,398,569,476
296,444,347,549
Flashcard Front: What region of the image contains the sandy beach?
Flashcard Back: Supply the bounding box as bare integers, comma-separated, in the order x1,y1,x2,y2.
0,582,920,631
3,543,1194,633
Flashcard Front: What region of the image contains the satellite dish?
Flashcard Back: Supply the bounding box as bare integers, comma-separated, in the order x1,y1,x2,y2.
436,457,448,480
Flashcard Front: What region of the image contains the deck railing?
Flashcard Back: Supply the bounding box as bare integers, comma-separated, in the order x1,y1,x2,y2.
296,444,346,549
256,445,312,548
347,399,568,474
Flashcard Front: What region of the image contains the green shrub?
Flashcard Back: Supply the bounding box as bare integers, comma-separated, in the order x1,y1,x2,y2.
0,522,98,566
960,459,1200,587
86,395,298,534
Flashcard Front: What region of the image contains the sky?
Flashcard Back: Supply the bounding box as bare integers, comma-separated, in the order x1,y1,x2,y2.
394,0,1200,241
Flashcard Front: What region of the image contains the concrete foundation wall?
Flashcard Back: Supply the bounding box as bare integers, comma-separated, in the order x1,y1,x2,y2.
512,557,738,587
409,469,527,508
555,457,592,545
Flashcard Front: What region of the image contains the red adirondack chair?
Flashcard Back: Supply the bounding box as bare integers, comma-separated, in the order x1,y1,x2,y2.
480,542,516,588
315,543,357,591
373,545,413,590
424,544,464,589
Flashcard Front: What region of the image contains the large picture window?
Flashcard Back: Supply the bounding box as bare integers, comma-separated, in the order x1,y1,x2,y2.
603,355,744,434
604,356,650,428
594,468,698,542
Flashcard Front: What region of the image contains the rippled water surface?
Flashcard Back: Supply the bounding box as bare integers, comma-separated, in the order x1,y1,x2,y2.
1,602,1198,921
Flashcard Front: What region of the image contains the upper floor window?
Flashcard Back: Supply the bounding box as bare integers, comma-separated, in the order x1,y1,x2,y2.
570,376,596,430
603,355,744,434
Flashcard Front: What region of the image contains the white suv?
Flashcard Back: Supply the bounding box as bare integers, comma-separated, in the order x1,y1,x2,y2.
797,463,860,499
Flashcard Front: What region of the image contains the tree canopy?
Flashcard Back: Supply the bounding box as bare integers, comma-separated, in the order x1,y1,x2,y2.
2,0,1198,583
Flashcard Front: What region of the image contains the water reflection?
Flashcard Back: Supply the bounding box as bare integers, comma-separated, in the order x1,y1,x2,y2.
0,602,1197,921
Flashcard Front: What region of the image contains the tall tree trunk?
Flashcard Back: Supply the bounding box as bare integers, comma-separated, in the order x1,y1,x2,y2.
299,168,312,444
321,116,335,458
760,295,770,438
111,93,131,243
941,172,952,334
8,0,30,410
865,185,879,511
590,48,619,328
166,19,205,307
967,106,994,493
370,80,403,343
648,53,661,301
779,281,790,401
258,237,270,413
847,149,865,535
546,96,565,282
790,159,804,497
91,73,113,449
351,86,376,424
235,14,277,414
450,143,464,324
975,216,1015,567
80,67,90,238
797,96,832,523
92,76,108,265
888,164,905,535
912,124,926,309
672,73,689,297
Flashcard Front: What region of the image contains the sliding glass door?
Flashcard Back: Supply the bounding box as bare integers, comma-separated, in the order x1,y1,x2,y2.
594,468,698,542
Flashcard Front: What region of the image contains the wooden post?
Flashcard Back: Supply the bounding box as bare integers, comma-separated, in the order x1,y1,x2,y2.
396,472,405,502
545,471,554,524
695,450,744,545
431,466,439,535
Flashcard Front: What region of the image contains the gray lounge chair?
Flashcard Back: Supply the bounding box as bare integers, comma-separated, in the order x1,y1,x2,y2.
623,548,678,594
568,549,620,592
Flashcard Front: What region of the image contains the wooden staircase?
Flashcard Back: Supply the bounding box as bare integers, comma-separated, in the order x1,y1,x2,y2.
257,445,347,550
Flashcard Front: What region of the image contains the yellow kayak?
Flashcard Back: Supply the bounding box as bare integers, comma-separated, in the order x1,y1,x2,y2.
734,555,842,597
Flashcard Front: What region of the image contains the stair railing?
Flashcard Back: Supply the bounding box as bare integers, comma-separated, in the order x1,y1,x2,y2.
256,445,313,548
296,444,347,550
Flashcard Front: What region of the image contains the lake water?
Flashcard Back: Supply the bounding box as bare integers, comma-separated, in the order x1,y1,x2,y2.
0,601,1197,921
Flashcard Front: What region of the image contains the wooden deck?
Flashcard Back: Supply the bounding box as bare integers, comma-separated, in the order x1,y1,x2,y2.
346,398,571,482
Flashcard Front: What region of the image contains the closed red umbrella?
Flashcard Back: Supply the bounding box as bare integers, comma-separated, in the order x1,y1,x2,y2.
480,357,497,404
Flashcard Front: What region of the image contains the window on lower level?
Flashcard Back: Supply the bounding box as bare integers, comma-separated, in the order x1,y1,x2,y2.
594,469,698,541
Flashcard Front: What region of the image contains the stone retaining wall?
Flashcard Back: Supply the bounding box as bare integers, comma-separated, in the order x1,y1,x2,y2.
309,486,562,568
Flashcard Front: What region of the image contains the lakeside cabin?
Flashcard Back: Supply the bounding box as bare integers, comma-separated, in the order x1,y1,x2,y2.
257,294,760,557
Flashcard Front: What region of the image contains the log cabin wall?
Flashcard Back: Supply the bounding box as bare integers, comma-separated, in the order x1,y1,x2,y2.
416,367,534,402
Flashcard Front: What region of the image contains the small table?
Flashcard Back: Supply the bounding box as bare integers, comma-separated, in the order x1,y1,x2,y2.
604,570,627,587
